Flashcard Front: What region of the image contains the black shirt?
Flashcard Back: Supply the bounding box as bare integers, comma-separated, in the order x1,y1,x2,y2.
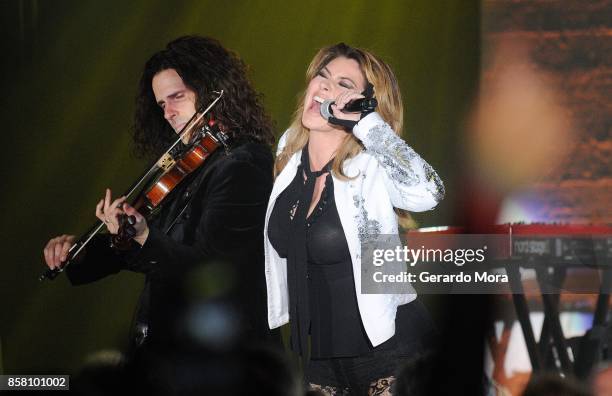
268,148,372,358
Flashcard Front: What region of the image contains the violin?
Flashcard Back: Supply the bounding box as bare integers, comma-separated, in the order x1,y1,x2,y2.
144,121,229,209
39,91,227,281
109,116,230,250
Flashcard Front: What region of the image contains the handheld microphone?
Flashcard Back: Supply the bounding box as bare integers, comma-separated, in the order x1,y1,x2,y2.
342,97,378,113
320,99,335,120
319,97,378,120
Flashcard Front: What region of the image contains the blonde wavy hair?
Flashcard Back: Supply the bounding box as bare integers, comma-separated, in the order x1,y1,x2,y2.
275,43,403,179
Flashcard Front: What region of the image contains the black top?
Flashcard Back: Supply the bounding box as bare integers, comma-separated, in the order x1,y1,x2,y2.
268,146,372,358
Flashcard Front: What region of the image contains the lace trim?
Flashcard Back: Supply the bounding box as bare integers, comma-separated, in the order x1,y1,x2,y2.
308,383,350,396
364,124,420,186
369,376,396,396
353,195,382,243
423,162,445,203
364,123,445,204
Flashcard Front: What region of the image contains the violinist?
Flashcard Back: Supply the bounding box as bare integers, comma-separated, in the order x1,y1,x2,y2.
42,36,279,350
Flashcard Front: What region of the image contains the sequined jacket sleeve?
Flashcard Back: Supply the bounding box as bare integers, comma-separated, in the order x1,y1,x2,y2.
352,112,445,211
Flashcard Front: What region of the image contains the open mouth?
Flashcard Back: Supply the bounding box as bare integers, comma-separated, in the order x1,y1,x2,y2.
310,95,325,112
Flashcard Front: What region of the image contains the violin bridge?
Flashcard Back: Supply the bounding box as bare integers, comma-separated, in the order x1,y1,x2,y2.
157,153,176,171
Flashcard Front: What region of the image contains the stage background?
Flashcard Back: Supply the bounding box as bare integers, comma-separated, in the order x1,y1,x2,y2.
482,1,611,394
0,0,478,373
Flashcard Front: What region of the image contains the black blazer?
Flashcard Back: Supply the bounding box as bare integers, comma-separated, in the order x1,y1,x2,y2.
66,140,278,348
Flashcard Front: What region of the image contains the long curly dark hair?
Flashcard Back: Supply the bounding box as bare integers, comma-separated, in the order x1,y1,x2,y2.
133,35,275,159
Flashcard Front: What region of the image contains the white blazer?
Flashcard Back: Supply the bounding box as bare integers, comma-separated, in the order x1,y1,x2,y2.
264,112,445,347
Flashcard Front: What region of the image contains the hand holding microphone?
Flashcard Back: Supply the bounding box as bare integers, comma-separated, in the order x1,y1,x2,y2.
317,83,377,130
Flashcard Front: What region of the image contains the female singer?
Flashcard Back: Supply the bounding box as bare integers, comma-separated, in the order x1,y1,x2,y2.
265,43,445,395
